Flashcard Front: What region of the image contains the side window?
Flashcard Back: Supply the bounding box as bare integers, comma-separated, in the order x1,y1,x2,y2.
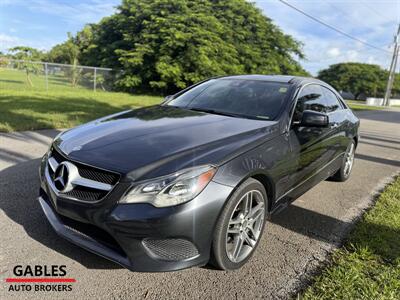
322,87,342,112
293,85,326,122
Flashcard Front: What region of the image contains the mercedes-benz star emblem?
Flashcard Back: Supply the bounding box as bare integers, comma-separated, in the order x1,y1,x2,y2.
53,162,74,192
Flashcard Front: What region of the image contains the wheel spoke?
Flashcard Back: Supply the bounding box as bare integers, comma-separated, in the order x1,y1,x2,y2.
244,192,252,215
250,214,264,231
232,235,244,259
229,217,242,226
247,225,257,240
249,202,264,220
243,231,256,247
227,227,240,234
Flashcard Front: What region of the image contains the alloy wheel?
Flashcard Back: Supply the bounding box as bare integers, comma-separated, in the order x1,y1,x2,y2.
225,190,265,263
344,143,355,177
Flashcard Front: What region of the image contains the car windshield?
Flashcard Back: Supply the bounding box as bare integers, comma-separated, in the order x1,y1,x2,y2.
166,79,291,120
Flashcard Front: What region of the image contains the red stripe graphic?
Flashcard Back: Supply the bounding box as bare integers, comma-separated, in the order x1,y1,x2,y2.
5,278,76,283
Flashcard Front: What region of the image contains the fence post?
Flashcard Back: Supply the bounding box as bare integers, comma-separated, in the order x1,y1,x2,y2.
45,62,48,92
94,68,97,92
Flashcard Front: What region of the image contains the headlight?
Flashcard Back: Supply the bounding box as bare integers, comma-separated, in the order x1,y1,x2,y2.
120,165,217,207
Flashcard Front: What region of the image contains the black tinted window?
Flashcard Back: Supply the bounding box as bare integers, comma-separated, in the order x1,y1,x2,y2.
167,79,290,120
293,85,326,122
167,80,216,107
322,87,342,112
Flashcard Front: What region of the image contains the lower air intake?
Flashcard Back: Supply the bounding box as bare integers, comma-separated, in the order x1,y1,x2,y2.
142,238,199,261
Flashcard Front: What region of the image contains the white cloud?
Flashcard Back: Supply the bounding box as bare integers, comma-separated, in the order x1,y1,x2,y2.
0,32,62,53
327,47,340,58
346,50,360,62
0,33,20,51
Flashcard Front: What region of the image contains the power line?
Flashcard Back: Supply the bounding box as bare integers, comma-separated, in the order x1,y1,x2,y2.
360,0,400,43
321,1,393,52
360,1,392,23
327,2,373,34
277,0,391,54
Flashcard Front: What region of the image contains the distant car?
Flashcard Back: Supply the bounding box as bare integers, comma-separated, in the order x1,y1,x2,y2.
38,75,359,271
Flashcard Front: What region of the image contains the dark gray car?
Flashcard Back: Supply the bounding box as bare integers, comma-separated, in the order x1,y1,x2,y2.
38,75,359,271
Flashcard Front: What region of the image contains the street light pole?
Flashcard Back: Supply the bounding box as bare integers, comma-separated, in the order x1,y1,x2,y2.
383,24,400,106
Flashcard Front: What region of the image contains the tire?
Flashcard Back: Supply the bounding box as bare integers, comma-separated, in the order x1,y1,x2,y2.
331,140,356,182
211,178,268,270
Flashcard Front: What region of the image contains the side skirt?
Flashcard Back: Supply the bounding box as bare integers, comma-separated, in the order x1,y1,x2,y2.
270,153,344,216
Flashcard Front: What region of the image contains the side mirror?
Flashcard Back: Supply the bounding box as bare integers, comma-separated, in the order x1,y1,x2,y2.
299,110,329,127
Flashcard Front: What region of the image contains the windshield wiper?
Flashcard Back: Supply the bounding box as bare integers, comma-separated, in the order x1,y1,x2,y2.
188,107,255,119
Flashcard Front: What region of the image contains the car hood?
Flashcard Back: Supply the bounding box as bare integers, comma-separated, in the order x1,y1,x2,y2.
55,105,280,181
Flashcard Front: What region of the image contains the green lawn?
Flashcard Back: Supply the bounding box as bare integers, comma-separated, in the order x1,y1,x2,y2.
300,177,400,299
1,67,97,92
0,68,162,132
0,68,390,132
345,100,386,111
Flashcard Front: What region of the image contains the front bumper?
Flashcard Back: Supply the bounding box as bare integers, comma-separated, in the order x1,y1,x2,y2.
39,157,233,272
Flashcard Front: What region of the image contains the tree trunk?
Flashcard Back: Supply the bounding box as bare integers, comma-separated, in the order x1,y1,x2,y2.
26,69,33,87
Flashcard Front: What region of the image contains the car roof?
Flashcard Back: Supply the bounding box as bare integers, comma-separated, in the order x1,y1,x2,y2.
219,74,326,86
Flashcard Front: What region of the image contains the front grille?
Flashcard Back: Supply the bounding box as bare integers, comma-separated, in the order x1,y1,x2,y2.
78,165,119,185
50,148,119,185
142,238,199,261
47,147,120,202
65,186,105,201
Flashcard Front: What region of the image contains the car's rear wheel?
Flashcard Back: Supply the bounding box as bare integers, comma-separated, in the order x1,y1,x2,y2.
211,178,267,270
331,141,355,182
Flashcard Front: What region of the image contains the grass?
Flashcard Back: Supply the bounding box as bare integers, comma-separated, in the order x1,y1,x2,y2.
0,68,390,131
0,68,162,132
300,176,400,300
345,100,386,111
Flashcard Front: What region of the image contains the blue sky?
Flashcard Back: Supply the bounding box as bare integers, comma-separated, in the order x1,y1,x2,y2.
0,0,399,75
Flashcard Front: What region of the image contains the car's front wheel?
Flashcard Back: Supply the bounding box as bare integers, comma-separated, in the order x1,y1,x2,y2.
211,178,267,270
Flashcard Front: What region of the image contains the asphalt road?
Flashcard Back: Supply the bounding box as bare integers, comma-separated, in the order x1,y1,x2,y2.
1,109,399,299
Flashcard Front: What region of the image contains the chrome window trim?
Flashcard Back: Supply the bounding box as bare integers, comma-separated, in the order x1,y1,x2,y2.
286,82,345,131
286,82,314,131
319,85,345,112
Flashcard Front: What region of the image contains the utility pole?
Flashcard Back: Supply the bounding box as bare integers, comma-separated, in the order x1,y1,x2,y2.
383,24,400,106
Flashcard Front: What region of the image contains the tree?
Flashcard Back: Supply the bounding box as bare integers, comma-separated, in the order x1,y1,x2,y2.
46,43,71,64
78,0,308,93
317,63,391,99
47,34,81,87
8,46,44,86
47,33,80,65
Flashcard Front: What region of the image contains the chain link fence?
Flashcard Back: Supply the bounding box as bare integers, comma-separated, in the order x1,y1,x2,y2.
0,58,116,92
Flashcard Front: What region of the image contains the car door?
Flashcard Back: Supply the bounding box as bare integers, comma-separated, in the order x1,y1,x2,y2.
287,84,332,189
321,86,349,158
